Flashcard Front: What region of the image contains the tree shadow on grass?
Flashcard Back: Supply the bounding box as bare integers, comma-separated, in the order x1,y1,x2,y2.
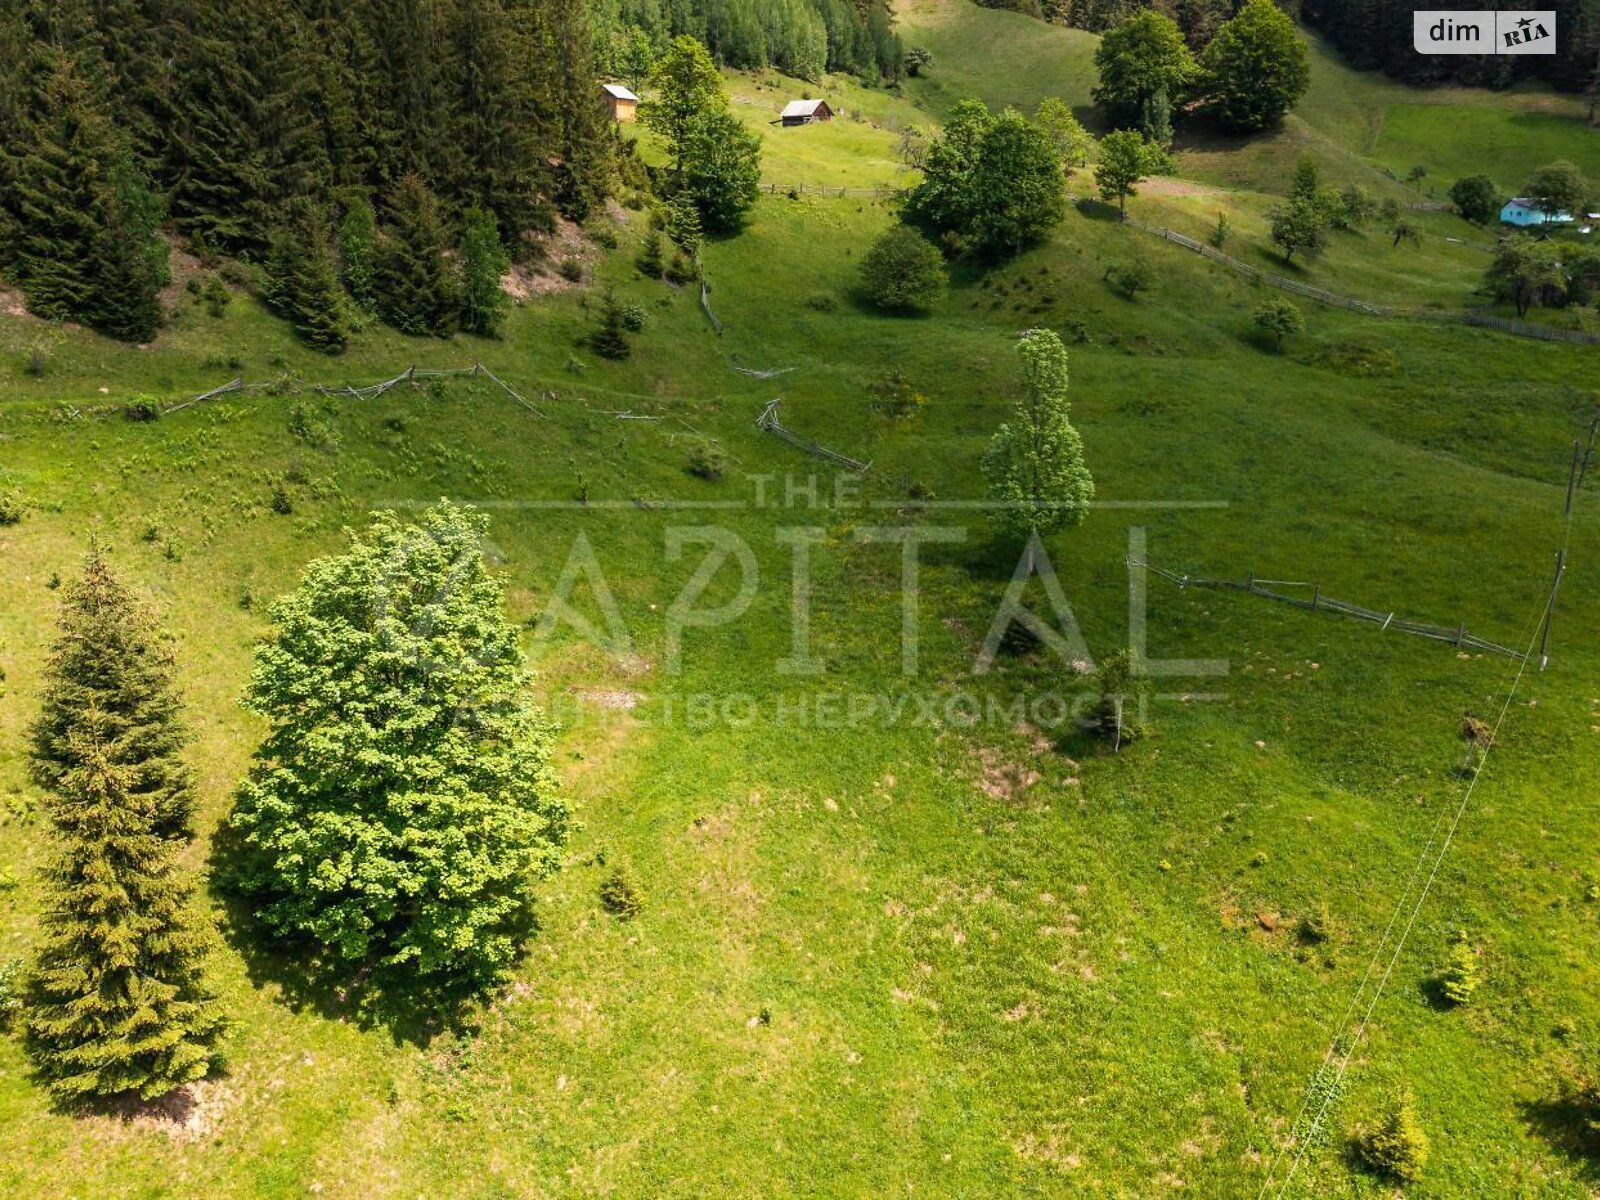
1519,1095,1600,1182
1074,197,1123,223
208,822,493,1047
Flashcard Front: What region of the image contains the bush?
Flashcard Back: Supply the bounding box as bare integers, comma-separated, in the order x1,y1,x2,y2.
599,863,642,919
1209,212,1231,249
1104,257,1155,300
804,293,838,313
685,440,726,481
619,302,648,333
588,290,632,361
0,488,25,525
0,958,22,1030
1089,650,1149,744
1355,1091,1430,1183
1437,930,1480,1005
123,396,162,422
860,226,946,314
866,371,927,420
557,258,584,283
1252,297,1305,351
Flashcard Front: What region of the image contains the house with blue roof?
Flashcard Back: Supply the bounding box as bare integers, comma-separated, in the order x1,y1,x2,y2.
1500,197,1573,227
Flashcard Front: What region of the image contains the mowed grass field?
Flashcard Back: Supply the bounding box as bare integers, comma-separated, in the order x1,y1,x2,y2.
3,6,1600,1197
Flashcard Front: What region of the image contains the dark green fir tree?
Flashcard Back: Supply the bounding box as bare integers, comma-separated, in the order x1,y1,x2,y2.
377,173,459,336
24,548,222,1101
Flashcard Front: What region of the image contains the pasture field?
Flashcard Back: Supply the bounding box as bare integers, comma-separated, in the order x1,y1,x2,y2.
2,3,1599,1196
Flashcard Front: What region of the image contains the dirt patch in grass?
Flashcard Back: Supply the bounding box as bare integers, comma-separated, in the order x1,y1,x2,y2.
974,745,1041,800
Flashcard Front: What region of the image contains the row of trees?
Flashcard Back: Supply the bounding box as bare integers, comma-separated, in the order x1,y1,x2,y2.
0,0,613,343
1304,0,1600,93
14,505,568,1099
590,0,903,83
1093,1,1311,140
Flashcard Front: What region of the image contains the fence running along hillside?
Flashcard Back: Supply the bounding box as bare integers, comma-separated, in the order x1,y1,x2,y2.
757,398,871,472
165,363,545,417
761,183,896,199
1128,557,1530,662
1113,210,1600,347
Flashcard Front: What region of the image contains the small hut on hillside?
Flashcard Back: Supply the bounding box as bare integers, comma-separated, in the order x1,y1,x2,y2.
602,83,638,123
779,98,833,127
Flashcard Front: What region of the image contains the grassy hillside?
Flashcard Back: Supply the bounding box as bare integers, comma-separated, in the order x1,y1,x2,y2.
3,5,1600,1197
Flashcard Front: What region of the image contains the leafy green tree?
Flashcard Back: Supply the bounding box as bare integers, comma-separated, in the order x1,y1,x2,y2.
643,35,724,174
860,225,946,312
377,174,459,336
458,206,510,337
1524,159,1590,219
678,107,763,234
1252,297,1305,350
1104,256,1156,299
1092,10,1195,128
1448,174,1499,224
1390,217,1420,248
1095,129,1158,216
228,504,569,1003
905,46,933,76
981,329,1095,545
1269,197,1327,264
1486,235,1566,316
1332,183,1375,230
336,191,379,310
1288,156,1321,205
968,111,1067,256
1195,0,1309,132
24,548,221,1100
1034,97,1094,176
265,205,349,353
905,99,995,236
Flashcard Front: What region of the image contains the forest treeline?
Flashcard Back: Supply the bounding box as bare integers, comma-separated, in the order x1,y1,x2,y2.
979,0,1600,91
590,0,902,83
0,0,615,342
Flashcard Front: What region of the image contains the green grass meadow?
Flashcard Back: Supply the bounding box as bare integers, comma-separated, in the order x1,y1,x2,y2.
3,4,1600,1196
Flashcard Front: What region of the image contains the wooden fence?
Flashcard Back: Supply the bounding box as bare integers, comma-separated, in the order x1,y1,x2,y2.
1129,557,1528,662
756,398,871,473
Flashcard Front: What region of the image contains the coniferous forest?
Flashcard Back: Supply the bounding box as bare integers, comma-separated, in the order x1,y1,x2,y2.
0,0,614,344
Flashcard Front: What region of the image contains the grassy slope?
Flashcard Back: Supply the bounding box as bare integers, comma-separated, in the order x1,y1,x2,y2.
2,6,1600,1197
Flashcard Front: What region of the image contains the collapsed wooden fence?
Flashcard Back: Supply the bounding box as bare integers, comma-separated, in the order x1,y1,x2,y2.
1128,556,1529,662
164,362,545,417
756,398,871,472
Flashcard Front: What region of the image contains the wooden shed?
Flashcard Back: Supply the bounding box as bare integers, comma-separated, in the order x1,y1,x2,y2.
780,98,833,127
602,83,638,123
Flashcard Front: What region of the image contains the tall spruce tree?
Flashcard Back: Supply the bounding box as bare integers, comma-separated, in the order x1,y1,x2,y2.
24,548,221,1101
377,173,459,336
265,203,349,352
30,545,193,844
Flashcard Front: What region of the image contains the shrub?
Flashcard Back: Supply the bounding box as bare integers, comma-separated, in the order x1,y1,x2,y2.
619,302,648,333
685,439,726,481
1089,650,1149,744
1104,257,1155,300
804,293,838,313
123,396,162,422
860,226,946,314
270,480,293,514
557,258,584,283
1252,297,1305,351
0,958,22,1030
1296,903,1334,945
599,863,642,919
866,371,927,419
1209,212,1231,249
0,488,25,525
1437,930,1480,1005
637,229,665,278
1355,1091,1430,1183
588,290,632,361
